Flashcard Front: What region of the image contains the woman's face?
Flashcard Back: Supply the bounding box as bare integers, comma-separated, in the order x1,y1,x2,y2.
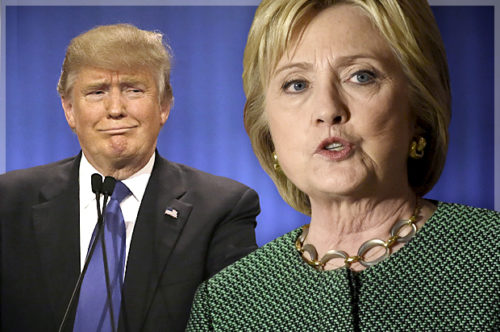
265,4,414,202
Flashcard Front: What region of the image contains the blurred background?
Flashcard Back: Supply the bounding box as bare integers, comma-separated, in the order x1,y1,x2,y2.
1,1,497,245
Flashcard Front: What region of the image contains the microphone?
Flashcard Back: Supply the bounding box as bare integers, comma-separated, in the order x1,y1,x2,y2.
58,174,117,332
91,174,103,220
102,176,116,197
91,173,103,195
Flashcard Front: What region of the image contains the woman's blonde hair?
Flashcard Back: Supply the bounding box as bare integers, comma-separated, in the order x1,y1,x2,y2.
57,23,173,105
243,0,451,215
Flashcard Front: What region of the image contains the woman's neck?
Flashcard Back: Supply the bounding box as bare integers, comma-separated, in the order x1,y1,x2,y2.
304,194,436,271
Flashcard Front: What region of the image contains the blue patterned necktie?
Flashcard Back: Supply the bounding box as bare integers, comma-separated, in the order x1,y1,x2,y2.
74,181,131,332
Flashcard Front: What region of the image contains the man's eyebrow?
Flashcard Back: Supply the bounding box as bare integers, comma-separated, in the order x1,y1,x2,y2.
119,77,148,86
81,81,109,91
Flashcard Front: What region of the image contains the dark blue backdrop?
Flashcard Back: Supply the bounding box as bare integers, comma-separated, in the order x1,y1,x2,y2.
4,5,495,245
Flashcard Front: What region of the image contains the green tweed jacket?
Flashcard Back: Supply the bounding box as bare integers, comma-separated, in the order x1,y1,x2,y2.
187,202,500,331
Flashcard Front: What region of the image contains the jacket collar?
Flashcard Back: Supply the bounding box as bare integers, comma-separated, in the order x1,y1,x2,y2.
32,154,81,330
120,154,192,331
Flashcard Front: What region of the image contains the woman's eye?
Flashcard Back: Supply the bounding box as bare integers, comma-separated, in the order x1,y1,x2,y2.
350,70,376,84
282,80,308,93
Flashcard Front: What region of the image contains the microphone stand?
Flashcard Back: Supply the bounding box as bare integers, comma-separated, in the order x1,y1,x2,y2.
100,176,117,332
58,174,116,332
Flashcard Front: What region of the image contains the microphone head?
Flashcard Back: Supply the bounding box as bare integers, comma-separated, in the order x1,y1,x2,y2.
91,173,103,194
102,176,117,196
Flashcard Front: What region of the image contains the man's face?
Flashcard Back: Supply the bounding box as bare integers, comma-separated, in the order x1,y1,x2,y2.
62,67,170,173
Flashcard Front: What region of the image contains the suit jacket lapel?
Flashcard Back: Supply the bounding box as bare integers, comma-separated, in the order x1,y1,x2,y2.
32,155,81,329
121,155,193,332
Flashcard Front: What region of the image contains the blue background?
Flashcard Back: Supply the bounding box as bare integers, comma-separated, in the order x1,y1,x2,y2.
5,6,495,245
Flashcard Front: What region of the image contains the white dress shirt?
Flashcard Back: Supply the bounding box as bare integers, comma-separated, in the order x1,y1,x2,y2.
78,153,155,272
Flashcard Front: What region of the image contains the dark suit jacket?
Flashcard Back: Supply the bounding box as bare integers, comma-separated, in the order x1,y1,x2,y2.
0,153,259,331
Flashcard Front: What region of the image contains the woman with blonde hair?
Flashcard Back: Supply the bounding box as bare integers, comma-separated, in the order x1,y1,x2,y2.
187,0,499,330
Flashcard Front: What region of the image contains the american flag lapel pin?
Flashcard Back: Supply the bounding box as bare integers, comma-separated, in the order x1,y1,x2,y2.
164,207,178,219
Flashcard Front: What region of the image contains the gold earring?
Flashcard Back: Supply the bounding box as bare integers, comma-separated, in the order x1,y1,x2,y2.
409,136,426,159
272,152,281,171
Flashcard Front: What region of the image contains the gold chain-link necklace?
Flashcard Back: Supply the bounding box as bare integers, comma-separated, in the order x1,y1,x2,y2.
295,201,421,270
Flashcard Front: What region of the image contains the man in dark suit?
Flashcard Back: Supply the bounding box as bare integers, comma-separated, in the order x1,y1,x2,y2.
0,24,259,331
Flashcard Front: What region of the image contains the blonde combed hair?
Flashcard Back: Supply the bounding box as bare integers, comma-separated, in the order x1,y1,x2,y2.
243,0,451,215
57,24,173,105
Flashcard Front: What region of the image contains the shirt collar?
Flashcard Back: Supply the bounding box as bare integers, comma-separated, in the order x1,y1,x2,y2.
79,152,155,208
